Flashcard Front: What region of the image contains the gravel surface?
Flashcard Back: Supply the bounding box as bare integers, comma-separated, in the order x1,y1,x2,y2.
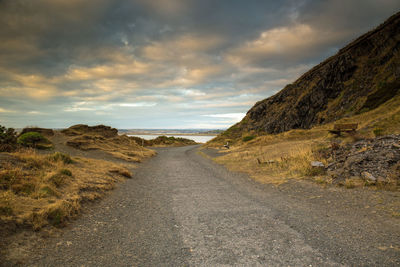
17,145,400,266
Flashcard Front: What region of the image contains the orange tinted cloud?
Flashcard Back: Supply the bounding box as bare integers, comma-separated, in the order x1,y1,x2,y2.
226,24,347,66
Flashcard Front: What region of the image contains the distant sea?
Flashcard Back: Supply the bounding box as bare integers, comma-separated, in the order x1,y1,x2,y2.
128,134,216,143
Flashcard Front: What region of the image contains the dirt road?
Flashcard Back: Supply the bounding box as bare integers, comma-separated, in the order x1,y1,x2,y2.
23,145,399,266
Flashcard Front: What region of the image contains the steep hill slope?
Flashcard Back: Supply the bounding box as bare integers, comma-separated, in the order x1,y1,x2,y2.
231,11,400,136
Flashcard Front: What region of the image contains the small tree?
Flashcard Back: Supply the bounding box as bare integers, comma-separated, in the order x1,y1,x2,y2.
17,131,52,149
0,125,17,152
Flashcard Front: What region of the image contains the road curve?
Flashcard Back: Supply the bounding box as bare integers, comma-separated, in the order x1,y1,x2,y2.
25,145,399,266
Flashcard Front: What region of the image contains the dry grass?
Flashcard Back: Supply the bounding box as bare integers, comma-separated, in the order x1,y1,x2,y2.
214,139,329,184
206,94,400,186
65,134,156,162
0,149,132,230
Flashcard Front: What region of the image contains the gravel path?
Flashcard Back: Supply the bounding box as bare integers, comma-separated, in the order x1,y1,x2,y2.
23,145,400,266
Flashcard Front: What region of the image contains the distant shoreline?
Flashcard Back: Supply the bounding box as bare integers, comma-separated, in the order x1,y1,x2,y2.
121,132,219,136
127,134,217,143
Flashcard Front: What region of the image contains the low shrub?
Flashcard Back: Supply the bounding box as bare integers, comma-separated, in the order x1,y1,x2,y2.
0,125,17,152
17,132,52,149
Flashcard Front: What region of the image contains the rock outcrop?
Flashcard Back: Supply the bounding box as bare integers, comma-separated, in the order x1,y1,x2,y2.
327,135,400,183
233,12,400,134
61,124,118,138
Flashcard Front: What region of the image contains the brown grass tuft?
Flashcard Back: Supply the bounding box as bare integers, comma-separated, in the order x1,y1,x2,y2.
0,150,134,230
108,167,132,178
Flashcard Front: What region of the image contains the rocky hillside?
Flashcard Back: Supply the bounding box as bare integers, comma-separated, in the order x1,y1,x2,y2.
232,11,400,135
326,135,400,185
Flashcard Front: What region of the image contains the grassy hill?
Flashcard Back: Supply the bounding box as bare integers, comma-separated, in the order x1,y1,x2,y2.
206,12,400,189
215,11,400,143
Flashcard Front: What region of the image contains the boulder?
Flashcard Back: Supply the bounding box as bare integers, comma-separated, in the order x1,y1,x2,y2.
311,161,325,168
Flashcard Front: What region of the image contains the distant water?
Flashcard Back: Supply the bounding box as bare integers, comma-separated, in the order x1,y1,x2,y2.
128,134,216,143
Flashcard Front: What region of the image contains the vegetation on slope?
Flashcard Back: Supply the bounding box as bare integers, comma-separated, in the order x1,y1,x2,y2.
62,124,156,162
0,150,132,231
206,94,400,189
224,11,400,137
17,132,53,150
0,125,17,152
0,123,155,245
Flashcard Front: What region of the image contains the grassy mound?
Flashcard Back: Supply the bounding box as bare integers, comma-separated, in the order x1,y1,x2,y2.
61,124,118,138
64,130,155,162
17,132,53,150
130,135,197,147
0,150,132,230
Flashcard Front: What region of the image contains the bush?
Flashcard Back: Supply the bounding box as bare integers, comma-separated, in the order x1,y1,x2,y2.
242,135,255,142
0,125,17,152
17,132,52,149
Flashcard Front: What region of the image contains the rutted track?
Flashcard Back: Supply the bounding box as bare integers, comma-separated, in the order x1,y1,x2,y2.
21,145,399,266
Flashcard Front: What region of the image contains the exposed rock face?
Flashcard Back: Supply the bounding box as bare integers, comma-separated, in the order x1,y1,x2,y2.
61,124,118,138
235,12,400,134
327,135,400,183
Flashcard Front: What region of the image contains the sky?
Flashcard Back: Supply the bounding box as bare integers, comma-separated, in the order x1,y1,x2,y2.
0,0,399,129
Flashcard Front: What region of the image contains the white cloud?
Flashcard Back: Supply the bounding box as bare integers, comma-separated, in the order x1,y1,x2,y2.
27,111,43,114
226,23,346,67
203,113,246,120
0,108,14,113
118,102,157,107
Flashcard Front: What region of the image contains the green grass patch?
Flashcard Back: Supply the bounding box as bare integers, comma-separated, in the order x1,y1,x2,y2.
17,132,53,149
59,169,72,176
242,135,256,142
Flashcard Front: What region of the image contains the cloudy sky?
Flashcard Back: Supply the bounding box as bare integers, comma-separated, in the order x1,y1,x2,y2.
0,0,399,129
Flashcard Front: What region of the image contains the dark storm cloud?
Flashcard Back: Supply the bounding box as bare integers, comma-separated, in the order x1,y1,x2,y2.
0,0,399,128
